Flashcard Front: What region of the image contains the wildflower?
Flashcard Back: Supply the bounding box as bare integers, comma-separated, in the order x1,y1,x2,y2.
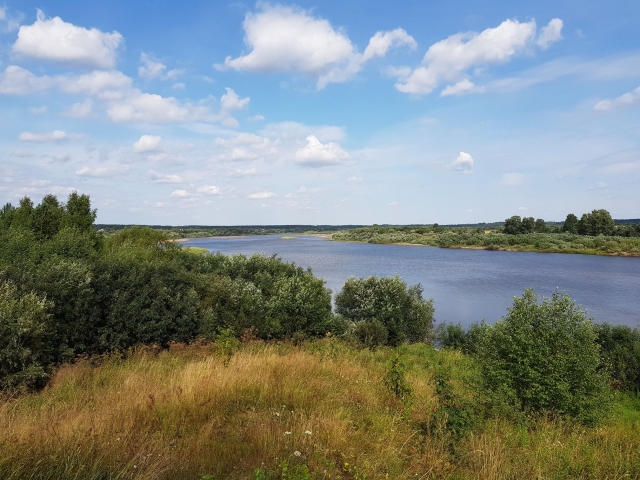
294,451,301,457
274,412,280,417
305,430,312,435
284,431,292,435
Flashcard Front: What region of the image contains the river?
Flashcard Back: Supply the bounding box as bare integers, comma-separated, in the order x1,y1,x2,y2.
185,235,640,327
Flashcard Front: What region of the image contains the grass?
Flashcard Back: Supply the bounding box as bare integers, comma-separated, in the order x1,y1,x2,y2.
1,340,639,479
332,227,640,256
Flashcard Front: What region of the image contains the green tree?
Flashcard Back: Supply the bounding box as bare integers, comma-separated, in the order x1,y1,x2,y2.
577,209,615,236
534,218,548,233
562,213,579,234
335,275,434,346
503,216,522,234
593,323,640,394
521,216,535,233
32,194,65,240
64,191,97,231
478,289,610,425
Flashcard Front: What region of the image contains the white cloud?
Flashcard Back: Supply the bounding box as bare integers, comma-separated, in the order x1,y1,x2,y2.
63,99,93,118
197,185,222,195
219,4,415,88
13,9,122,69
148,169,182,183
440,79,485,97
219,87,250,127
248,191,276,199
260,122,345,142
172,82,186,90
594,86,640,111
12,150,35,158
537,18,563,49
76,165,129,177
295,135,349,167
0,7,21,32
249,114,265,122
395,19,544,95
50,152,70,162
450,151,474,173
139,53,166,79
500,172,524,186
228,168,260,177
106,90,213,123
0,66,54,94
362,29,417,62
133,135,163,153
589,182,608,190
19,130,68,142
61,70,132,96
347,176,363,184
170,189,189,198
29,106,47,115
389,201,399,206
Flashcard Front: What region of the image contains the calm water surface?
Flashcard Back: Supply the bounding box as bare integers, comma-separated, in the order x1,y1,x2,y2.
186,235,640,327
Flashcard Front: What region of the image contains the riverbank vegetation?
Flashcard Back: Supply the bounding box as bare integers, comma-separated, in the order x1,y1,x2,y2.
333,209,640,255
2,193,640,478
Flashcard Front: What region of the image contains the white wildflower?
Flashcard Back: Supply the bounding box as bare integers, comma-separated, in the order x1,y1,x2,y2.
284,431,292,435
294,451,301,457
305,430,312,435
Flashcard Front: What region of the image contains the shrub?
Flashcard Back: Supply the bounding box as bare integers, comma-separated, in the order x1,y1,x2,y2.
477,289,610,425
594,323,640,394
0,282,50,391
335,275,434,346
351,319,388,349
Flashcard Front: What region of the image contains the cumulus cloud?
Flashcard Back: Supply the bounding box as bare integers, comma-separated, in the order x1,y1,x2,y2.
0,66,54,94
63,99,93,118
594,86,640,111
13,9,122,69
148,169,182,183
19,130,68,142
537,18,563,49
219,87,250,126
29,106,47,115
197,185,222,195
440,79,485,97
295,135,349,167
139,53,166,79
248,191,276,199
106,90,213,123
347,176,363,184
450,151,474,173
395,18,562,96
218,4,415,88
133,135,163,153
76,164,129,177
500,172,524,186
170,189,189,197
362,29,417,62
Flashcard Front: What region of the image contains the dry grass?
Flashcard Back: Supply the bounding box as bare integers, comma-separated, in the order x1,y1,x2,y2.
0,340,639,479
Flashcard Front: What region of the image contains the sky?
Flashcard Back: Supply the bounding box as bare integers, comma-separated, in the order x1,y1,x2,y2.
0,1,639,225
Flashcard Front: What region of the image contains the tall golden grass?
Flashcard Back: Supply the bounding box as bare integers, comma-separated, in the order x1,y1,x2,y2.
0,340,638,479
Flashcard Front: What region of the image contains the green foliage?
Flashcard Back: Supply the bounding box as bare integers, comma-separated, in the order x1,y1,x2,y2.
477,289,611,425
335,275,434,346
435,322,489,355
383,353,413,402
563,213,579,234
594,323,640,394
0,282,50,391
578,209,616,236
351,319,388,349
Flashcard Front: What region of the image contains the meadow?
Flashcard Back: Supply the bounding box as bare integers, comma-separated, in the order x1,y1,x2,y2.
1,339,639,479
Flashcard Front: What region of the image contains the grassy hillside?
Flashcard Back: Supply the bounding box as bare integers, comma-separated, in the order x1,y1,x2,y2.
1,339,639,479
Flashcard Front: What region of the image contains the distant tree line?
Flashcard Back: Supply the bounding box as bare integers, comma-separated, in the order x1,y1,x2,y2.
503,209,640,237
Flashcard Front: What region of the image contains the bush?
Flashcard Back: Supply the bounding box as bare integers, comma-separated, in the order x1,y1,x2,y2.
477,289,610,425
335,275,434,346
594,323,640,394
0,282,50,391
351,319,388,349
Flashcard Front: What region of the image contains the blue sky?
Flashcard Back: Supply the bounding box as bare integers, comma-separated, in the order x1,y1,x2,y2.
1,1,639,225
